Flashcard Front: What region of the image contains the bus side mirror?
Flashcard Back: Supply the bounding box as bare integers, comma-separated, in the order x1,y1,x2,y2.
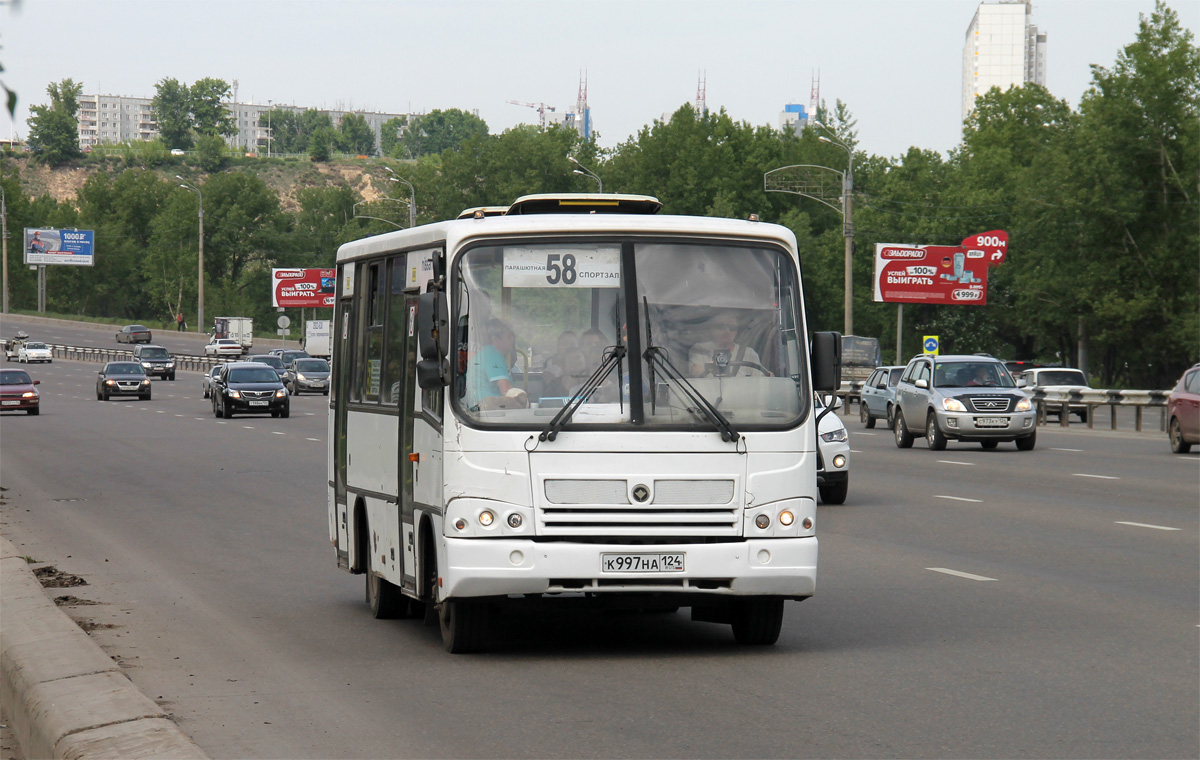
416,358,447,389
811,331,842,392
416,292,448,360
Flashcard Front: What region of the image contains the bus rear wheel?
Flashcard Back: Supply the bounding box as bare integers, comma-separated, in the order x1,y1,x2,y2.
731,597,784,645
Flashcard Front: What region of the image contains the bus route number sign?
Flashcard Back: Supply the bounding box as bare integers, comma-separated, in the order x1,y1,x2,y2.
601,553,686,572
503,247,621,289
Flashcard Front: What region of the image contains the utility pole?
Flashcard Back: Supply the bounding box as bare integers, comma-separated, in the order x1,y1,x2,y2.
177,178,204,332
1,182,8,314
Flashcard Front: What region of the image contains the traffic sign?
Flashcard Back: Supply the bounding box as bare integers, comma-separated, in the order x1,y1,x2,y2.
277,328,291,336
277,315,291,329
923,335,939,355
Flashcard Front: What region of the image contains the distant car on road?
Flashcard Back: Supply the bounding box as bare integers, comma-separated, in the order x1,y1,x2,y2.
4,331,30,361
96,362,151,401
116,325,152,344
132,344,176,380
815,393,850,504
0,369,41,415
269,348,310,368
1017,367,1091,422
246,354,287,379
1167,363,1199,454
170,148,185,156
859,365,904,429
210,362,289,419
285,357,331,395
201,364,222,399
205,338,244,357
16,341,52,364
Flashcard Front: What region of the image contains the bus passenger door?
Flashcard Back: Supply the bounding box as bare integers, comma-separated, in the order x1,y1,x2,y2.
333,297,353,568
399,295,419,592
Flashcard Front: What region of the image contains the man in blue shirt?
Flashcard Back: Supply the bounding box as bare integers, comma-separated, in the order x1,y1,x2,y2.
466,318,523,408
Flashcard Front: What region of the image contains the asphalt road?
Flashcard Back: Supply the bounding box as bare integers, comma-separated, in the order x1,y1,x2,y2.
1,352,1196,759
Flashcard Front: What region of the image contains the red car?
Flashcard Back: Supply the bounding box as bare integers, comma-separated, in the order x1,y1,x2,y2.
0,368,41,415
1167,363,1200,454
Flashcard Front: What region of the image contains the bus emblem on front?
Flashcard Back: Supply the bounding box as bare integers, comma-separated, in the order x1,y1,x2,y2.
632,485,650,503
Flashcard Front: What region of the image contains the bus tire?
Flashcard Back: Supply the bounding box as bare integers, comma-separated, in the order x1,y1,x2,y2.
367,552,405,620
731,597,784,645
439,599,490,654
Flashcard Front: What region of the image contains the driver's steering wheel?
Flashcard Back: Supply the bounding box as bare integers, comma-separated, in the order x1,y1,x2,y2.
712,361,771,377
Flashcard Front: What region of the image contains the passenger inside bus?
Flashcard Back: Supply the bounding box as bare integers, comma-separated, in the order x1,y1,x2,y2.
465,318,528,409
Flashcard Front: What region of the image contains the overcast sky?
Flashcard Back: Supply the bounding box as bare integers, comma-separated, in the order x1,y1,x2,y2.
3,0,1197,159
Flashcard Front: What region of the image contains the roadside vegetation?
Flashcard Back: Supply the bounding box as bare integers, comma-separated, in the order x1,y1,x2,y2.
2,3,1195,387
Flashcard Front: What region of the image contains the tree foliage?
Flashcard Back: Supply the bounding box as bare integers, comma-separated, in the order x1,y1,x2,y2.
26,79,83,166
395,109,488,159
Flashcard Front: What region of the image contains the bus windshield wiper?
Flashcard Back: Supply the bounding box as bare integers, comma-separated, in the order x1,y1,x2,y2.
644,346,741,444
538,345,626,442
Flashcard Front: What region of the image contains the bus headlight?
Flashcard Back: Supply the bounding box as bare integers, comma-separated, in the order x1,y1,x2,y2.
506,513,522,528
478,510,495,527
778,510,795,526
754,514,770,529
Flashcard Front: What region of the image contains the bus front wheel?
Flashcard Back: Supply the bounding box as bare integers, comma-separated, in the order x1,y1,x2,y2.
439,599,491,654
731,597,784,645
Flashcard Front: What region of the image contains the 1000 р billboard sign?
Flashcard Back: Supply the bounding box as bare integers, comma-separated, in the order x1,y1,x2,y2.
873,230,1007,305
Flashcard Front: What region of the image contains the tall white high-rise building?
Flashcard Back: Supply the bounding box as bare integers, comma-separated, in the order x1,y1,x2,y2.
962,0,1047,122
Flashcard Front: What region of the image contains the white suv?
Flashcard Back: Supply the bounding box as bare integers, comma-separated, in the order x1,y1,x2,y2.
893,354,1037,451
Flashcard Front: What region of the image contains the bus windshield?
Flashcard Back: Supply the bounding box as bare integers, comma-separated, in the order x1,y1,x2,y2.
453,239,807,430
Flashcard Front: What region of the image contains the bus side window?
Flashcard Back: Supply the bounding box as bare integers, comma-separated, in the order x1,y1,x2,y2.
385,256,407,406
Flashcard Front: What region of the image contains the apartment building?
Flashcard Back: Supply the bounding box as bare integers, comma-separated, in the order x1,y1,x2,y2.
961,0,1048,122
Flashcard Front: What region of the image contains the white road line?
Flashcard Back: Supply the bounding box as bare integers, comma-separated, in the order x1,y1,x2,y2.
1115,521,1180,531
937,460,974,466
1074,473,1120,480
927,568,997,581
1051,447,1083,452
306,438,320,442
935,495,982,503
155,410,165,413
175,414,184,417
271,431,285,435
857,432,877,436
849,449,863,453
242,426,255,429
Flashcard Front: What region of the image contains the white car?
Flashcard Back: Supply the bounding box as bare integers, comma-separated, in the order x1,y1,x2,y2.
17,341,53,363
1017,367,1090,422
204,338,244,357
815,393,850,504
201,365,222,398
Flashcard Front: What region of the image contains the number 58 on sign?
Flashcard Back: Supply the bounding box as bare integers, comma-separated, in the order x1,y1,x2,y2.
502,247,621,288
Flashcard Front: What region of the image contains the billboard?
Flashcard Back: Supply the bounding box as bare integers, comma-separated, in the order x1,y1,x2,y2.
24,228,95,266
873,230,1007,305
271,268,336,308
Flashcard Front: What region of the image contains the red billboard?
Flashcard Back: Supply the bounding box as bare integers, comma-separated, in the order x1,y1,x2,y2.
873,230,1008,305
271,268,336,308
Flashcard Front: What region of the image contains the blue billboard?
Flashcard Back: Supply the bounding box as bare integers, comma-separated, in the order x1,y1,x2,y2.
24,228,95,266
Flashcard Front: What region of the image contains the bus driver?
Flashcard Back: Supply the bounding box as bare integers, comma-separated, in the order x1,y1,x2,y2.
688,314,764,377
466,318,528,409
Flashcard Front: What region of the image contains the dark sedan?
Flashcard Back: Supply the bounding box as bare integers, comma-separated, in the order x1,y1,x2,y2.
246,354,288,380
0,369,41,415
116,324,153,344
285,358,331,395
96,362,152,401
211,362,289,418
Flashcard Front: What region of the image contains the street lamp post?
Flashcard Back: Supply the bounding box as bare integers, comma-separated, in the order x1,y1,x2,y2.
384,167,417,228
815,127,854,337
1,182,8,315
177,177,204,333
567,155,602,192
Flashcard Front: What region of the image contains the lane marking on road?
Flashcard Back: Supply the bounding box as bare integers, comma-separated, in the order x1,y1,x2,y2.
1051,447,1083,452
1074,473,1120,480
935,495,982,503
155,410,165,413
857,432,878,436
175,414,184,417
937,460,974,466
242,426,255,429
306,438,320,442
927,568,997,581
850,449,863,453
272,431,285,435
1115,521,1180,531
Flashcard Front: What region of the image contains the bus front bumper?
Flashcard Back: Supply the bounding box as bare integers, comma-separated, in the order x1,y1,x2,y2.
441,536,817,600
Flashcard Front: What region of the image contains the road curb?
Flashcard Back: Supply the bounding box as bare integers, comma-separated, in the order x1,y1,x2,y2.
0,534,208,759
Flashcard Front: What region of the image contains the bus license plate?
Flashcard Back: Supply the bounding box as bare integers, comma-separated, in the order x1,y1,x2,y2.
601,553,685,573
975,416,1009,428
248,400,268,406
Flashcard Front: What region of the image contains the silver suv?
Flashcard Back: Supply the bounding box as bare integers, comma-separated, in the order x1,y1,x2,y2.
893,354,1036,451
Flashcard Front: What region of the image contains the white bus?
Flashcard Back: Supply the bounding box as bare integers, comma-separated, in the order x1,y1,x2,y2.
327,193,841,652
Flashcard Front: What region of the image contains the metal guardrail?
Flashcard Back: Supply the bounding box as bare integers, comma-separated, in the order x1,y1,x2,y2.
3,342,227,373
835,382,1169,432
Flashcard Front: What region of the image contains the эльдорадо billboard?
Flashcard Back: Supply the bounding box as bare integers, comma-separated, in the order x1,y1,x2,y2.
25,228,95,266
873,230,1007,305
271,268,336,308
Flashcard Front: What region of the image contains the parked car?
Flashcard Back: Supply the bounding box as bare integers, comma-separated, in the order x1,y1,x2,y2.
16,340,52,364
1017,367,1090,422
285,357,331,395
859,365,905,429
96,362,152,401
815,393,850,504
116,325,152,344
246,354,287,379
1167,363,1200,454
893,354,1037,451
211,362,289,418
205,338,244,357
0,369,41,415
201,364,222,399
132,344,176,380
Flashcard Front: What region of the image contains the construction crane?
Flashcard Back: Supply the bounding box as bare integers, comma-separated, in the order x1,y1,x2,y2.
507,99,556,128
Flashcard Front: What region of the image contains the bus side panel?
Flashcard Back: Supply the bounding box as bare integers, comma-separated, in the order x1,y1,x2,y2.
362,495,402,586
346,410,399,496
410,417,443,588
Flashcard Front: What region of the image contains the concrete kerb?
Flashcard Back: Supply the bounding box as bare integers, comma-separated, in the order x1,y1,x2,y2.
0,534,208,760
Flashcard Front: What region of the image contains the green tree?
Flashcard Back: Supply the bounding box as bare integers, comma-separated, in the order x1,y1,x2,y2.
380,116,407,156
152,78,194,150
26,78,83,165
397,109,488,159
338,113,376,155
189,78,236,137
309,127,334,161
193,133,228,172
